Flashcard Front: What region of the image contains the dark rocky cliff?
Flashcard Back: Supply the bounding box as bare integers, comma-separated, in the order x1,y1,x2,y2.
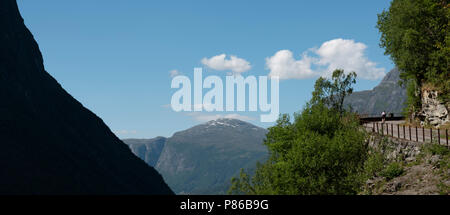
124,137,167,167
0,0,173,194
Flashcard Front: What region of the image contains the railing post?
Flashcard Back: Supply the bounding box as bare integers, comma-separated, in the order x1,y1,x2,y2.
416,127,418,142
423,127,425,142
397,124,400,138
430,128,433,143
391,124,393,137
409,126,412,141
438,129,440,145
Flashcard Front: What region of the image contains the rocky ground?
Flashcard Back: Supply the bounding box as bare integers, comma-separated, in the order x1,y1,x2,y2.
362,135,449,195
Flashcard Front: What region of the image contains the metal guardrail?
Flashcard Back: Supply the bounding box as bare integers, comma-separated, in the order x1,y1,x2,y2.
359,116,406,124
357,113,405,124
357,113,404,119
364,122,449,148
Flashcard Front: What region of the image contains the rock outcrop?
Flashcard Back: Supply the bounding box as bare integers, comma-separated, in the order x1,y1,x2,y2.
417,89,449,127
365,135,449,195
124,137,166,167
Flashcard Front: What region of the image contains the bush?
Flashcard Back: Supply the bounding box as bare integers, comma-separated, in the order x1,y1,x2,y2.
380,162,404,180
364,151,385,178
424,144,449,156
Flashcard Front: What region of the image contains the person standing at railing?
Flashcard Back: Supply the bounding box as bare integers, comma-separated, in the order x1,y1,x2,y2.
381,111,386,123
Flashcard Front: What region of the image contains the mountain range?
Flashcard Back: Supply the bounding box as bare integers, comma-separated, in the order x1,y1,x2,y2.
124,118,268,194
122,69,407,194
0,0,172,194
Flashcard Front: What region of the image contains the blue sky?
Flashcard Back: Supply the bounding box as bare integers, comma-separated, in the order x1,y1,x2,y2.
18,0,394,138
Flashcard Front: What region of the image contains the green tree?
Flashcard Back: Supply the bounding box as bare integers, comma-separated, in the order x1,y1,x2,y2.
311,69,357,116
376,0,449,109
229,70,368,195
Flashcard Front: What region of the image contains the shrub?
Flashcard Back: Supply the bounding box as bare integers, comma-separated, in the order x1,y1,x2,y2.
364,151,385,178
380,162,404,180
424,144,449,156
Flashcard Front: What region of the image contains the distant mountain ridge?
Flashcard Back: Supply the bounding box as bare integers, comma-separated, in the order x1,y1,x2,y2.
344,68,407,116
0,0,173,194
124,118,268,194
126,137,166,167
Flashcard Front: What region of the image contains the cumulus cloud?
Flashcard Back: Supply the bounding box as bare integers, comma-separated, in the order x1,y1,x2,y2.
266,50,316,79
315,39,386,79
201,54,251,75
186,112,255,122
267,39,385,80
169,69,180,77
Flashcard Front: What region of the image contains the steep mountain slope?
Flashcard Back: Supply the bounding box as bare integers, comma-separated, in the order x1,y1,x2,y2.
344,68,407,116
124,137,166,167
153,118,268,194
0,0,173,194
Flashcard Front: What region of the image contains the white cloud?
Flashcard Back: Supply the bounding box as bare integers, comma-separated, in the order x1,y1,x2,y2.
267,39,385,80
169,69,180,77
266,50,317,79
186,112,255,122
201,54,251,74
315,39,386,79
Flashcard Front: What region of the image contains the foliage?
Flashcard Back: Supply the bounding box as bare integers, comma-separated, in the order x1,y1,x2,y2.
424,143,450,156
229,70,368,195
363,150,386,178
377,0,450,110
312,69,357,116
229,168,257,195
380,162,404,180
404,81,422,117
